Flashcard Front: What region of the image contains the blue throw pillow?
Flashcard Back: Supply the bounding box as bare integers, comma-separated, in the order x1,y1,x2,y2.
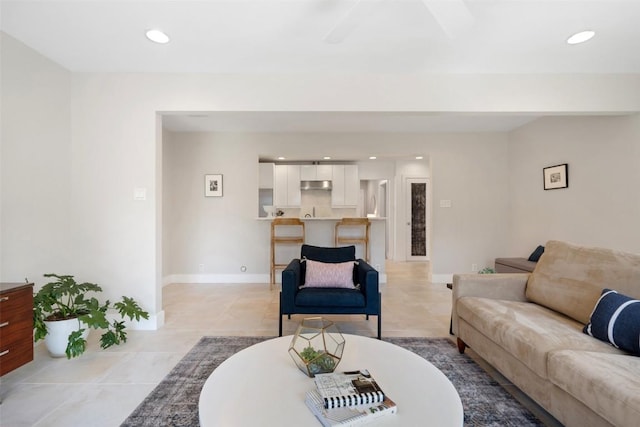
527,245,545,262
583,289,640,356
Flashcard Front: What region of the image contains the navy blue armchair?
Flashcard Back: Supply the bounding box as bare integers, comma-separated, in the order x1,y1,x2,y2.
279,244,381,339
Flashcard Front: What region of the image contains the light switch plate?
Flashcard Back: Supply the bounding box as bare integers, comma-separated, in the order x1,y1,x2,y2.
440,199,452,208
134,188,147,201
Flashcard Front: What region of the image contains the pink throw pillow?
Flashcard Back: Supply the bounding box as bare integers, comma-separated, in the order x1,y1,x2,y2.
302,259,356,289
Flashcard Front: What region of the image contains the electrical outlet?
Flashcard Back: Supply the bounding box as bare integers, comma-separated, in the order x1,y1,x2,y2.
198,264,205,272
471,263,478,272
240,266,247,272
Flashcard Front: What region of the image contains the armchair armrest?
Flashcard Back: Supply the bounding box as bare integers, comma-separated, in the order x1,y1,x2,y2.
356,259,379,298
281,259,302,314
451,273,529,336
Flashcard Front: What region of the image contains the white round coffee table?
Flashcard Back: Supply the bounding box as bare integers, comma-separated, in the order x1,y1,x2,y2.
199,335,463,426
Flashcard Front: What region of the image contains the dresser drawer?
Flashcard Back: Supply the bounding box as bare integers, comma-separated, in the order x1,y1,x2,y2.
0,287,33,323
0,317,33,346
0,336,34,376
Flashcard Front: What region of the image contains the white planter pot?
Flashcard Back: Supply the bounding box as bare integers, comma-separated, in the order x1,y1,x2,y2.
44,317,90,357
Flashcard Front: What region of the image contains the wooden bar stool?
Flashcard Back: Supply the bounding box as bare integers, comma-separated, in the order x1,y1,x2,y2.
270,218,305,288
334,217,371,262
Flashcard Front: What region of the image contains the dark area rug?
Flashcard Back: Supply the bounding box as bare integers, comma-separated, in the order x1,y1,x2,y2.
121,336,543,427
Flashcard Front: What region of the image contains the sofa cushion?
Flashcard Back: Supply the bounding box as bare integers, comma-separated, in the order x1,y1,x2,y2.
548,350,640,427
295,288,365,307
301,260,356,289
525,240,640,325
457,297,623,379
584,289,640,355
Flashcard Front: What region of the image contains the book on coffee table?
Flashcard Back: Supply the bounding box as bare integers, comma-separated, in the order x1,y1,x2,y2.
305,389,397,427
314,369,385,409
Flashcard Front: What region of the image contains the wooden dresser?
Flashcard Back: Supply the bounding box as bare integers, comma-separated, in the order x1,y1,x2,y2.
0,282,34,376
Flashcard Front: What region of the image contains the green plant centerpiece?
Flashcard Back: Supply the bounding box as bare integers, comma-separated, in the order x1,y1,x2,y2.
33,273,149,359
288,317,345,377
300,345,338,374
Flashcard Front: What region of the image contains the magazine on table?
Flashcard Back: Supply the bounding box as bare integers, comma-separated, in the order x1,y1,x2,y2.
305,389,397,427
314,369,385,409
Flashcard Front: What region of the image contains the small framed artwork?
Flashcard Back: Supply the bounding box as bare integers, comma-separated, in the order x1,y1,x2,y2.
543,163,568,190
205,174,223,197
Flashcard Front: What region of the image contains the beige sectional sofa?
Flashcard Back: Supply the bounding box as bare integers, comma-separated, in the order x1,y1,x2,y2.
452,240,640,427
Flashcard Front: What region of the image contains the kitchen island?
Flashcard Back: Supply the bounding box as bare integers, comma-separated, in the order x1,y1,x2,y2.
260,217,387,280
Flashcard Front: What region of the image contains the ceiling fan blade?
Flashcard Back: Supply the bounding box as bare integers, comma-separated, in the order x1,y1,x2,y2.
324,0,382,44
421,0,474,39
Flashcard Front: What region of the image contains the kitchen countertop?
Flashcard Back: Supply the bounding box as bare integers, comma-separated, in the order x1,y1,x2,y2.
257,217,386,221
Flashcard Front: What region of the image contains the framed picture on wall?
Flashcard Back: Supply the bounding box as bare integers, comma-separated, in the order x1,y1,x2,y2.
205,174,223,197
543,163,568,190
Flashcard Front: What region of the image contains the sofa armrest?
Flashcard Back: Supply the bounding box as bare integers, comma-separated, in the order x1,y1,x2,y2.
356,259,379,298
281,259,302,313
451,273,529,336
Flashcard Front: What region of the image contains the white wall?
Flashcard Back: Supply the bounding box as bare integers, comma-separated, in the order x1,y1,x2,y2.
0,33,72,282
508,115,640,255
162,132,408,280
357,161,395,181
67,75,162,327
163,132,264,279
4,33,640,327
163,132,510,282
424,135,511,276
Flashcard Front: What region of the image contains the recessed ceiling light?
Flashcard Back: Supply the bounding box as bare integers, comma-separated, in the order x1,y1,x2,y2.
323,156,331,160
277,156,286,160
567,30,595,45
369,156,377,160
416,156,423,160
146,29,170,44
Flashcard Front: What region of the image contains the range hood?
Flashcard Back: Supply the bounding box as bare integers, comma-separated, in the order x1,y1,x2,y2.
300,180,332,191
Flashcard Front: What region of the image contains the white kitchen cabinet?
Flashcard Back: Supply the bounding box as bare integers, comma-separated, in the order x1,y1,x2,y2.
287,165,301,206
300,165,315,181
343,164,359,206
300,164,333,181
274,165,301,207
258,163,274,189
331,164,359,207
274,165,288,206
331,165,345,206
317,164,333,180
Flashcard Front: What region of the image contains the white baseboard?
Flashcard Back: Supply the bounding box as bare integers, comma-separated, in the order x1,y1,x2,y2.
137,310,164,330
107,310,164,331
163,274,268,285
432,274,453,284
163,273,388,285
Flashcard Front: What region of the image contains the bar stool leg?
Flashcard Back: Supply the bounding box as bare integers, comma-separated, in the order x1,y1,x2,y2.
270,238,275,289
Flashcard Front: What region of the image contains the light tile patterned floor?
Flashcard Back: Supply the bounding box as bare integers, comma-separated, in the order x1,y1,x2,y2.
0,261,559,426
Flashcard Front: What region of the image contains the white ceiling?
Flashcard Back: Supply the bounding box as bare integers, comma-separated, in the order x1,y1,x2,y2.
3,0,640,74
2,0,638,133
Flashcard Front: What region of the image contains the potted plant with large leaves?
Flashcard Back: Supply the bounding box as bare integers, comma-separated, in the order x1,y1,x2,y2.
33,273,149,358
